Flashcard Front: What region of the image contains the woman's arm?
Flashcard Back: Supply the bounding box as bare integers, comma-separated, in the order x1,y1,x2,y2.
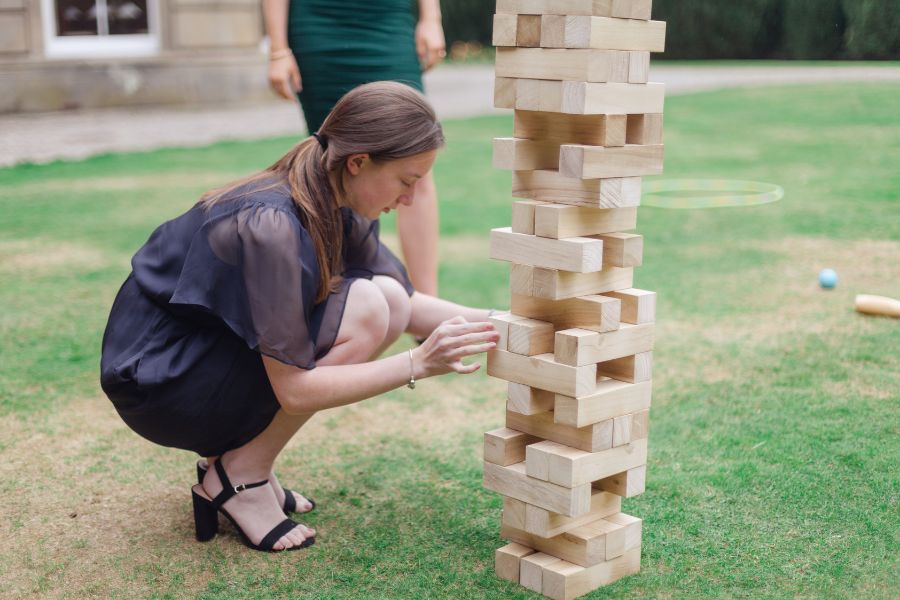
263,0,301,99
407,291,494,339
264,317,498,414
415,0,446,71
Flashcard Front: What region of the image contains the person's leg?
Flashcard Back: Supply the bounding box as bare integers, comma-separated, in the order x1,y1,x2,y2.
396,171,439,296
199,278,391,550
370,275,412,356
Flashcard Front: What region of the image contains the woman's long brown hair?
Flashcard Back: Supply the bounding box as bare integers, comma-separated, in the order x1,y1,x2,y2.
200,81,445,303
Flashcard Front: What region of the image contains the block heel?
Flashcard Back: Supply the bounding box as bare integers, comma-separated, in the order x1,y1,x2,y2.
195,457,315,552
192,488,219,542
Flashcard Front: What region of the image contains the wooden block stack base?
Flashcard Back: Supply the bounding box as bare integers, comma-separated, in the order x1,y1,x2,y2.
485,1,666,597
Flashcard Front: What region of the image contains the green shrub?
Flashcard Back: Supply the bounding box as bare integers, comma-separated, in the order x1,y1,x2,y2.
842,0,900,59
435,0,900,60
779,0,845,59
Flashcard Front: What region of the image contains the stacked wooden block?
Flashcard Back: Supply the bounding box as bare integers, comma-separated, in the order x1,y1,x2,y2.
482,1,665,598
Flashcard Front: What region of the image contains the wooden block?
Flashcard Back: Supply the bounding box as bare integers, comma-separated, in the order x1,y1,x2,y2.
494,76,517,109
603,288,656,323
511,293,621,333
542,546,642,600
490,312,528,350
488,349,598,398
554,323,655,367
520,552,562,593
608,409,650,446
496,47,628,83
562,80,665,114
598,350,653,382
535,205,637,239
554,379,652,428
525,488,622,538
611,0,652,20
508,317,555,356
510,263,536,297
514,78,564,112
627,113,664,145
526,438,648,487
628,50,651,83
541,16,666,51
514,110,626,147
508,382,556,415
495,542,535,584
503,496,528,530
493,13,519,47
560,143,664,179
513,170,642,208
595,464,646,497
539,14,567,46
517,14,543,47
594,233,643,268
491,227,604,273
527,266,634,300
631,408,650,440
484,427,540,466
502,513,640,567
507,410,613,453
483,461,593,517
612,414,632,447
609,50,631,83
493,137,561,171
496,0,615,17
497,79,665,114
511,200,546,235
603,513,642,558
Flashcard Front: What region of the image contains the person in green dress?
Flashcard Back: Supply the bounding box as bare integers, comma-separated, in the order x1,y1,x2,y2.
263,0,445,298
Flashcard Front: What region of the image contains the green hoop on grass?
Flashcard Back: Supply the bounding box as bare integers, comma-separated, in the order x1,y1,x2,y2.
641,179,784,209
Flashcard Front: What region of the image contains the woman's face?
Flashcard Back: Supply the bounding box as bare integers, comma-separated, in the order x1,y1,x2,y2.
342,150,437,220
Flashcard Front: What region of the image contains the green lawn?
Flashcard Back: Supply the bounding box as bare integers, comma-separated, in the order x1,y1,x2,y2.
0,83,898,598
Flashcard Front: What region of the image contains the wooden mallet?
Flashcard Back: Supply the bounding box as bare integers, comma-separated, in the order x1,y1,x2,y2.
854,294,900,318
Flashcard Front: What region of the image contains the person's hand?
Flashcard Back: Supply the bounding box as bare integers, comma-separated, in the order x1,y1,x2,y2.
415,18,446,72
268,52,302,100
412,316,499,377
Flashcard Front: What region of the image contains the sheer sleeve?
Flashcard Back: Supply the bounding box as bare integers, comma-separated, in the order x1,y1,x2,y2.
341,208,415,295
169,203,320,369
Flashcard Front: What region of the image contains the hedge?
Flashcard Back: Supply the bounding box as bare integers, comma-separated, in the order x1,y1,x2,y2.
438,0,900,60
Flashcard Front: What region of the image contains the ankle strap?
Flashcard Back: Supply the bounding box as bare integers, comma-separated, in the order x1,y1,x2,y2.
210,458,268,511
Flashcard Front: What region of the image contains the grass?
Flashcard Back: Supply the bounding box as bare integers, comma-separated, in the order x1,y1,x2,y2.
1,82,898,598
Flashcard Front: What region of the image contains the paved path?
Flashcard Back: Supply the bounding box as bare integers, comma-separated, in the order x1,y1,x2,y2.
2,64,898,167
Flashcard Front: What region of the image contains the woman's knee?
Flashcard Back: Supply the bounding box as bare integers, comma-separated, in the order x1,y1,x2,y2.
371,276,411,341
341,278,390,350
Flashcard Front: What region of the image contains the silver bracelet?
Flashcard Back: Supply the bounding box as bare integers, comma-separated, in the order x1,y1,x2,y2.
407,348,416,390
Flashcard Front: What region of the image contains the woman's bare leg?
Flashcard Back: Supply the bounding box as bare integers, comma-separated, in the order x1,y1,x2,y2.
397,171,439,296
199,278,391,550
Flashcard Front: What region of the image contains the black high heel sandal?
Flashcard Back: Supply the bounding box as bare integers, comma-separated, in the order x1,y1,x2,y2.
192,458,315,552
197,460,316,515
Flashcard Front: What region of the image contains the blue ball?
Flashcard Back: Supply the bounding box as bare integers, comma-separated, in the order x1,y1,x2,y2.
819,268,838,289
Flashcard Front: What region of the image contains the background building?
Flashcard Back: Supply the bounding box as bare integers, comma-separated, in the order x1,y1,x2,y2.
1,0,269,112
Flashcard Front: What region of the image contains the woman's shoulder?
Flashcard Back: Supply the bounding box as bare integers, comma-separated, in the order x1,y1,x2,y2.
205,179,301,223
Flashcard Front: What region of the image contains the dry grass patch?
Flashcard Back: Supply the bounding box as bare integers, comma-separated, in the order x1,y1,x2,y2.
0,239,115,276
0,368,507,598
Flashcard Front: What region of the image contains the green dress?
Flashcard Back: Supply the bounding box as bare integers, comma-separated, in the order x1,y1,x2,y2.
288,0,424,133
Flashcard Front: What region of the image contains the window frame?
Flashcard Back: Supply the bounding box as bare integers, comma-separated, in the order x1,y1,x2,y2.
40,0,161,58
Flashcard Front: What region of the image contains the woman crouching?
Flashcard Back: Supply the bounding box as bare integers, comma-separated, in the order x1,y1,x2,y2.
100,81,499,552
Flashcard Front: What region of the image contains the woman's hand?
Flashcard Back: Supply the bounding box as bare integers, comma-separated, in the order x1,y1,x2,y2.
268,53,302,100
415,18,446,72
412,316,499,377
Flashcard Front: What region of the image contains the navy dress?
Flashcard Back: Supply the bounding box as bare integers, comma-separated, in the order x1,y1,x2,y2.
100,183,413,457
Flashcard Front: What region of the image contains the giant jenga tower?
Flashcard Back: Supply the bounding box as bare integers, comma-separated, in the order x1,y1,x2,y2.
482,1,665,598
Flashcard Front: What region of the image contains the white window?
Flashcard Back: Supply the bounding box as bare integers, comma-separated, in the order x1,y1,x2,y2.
41,0,160,58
